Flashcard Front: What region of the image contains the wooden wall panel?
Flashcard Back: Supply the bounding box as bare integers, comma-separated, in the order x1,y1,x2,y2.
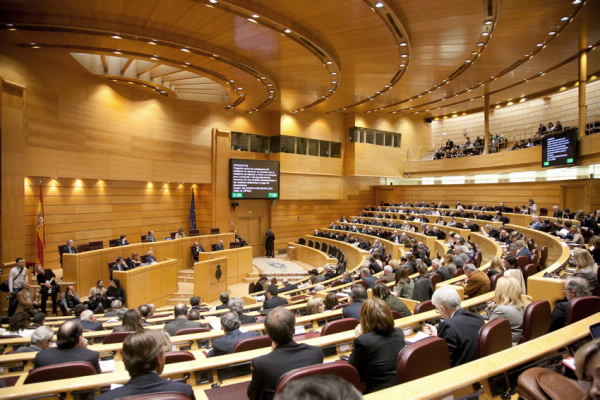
430,80,600,150
23,177,212,270
375,179,598,214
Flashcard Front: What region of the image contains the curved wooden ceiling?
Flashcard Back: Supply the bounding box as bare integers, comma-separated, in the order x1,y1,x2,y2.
1,0,599,118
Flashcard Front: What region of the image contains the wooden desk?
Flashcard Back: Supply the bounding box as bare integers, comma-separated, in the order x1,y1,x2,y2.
291,242,338,269
63,233,234,293
366,313,600,400
113,259,178,308
198,246,252,286
322,228,405,260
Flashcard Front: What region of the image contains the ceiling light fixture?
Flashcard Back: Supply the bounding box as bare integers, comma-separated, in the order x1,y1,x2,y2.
181,48,190,52
112,34,122,39
284,28,292,34
375,2,385,8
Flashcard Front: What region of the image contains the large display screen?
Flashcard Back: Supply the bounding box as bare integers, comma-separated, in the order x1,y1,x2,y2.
230,159,280,199
542,129,578,168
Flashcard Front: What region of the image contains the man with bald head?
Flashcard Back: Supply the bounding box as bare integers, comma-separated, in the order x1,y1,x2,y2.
34,319,100,372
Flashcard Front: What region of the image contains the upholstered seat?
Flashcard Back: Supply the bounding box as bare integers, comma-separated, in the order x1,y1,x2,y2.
276,361,364,394
24,361,97,384
396,336,451,384
320,318,359,336
518,300,551,344
478,318,512,357
233,335,272,352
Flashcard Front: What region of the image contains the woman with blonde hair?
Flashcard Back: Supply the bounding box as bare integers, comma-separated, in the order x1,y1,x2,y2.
572,248,598,293
487,276,530,344
487,256,505,278
504,268,527,294
306,296,325,315
348,298,405,393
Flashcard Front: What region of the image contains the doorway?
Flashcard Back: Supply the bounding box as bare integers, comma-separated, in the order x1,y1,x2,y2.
237,216,263,257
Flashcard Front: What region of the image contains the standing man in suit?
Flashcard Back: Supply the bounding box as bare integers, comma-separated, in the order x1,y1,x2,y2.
164,304,208,336
265,228,276,258
191,242,205,262
343,285,367,320
34,319,101,372
96,329,195,399
262,286,288,311
207,312,260,357
424,286,485,366
247,307,323,400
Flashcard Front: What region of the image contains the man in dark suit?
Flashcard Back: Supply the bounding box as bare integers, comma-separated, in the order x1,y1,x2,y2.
212,240,225,251
262,285,288,311
16,326,54,353
247,307,323,400
549,277,589,332
229,297,256,325
424,286,484,366
144,250,157,264
191,242,205,262
34,319,101,372
215,292,229,310
190,296,210,312
279,278,298,293
96,329,195,399
59,239,77,265
207,312,260,357
163,304,208,336
79,309,104,331
343,285,367,320
360,268,377,288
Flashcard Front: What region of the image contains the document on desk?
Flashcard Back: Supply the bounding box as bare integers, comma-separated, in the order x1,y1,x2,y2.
100,359,116,373
405,331,431,343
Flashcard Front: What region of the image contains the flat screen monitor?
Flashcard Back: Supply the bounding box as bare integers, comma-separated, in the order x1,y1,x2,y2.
230,159,280,199
542,129,578,168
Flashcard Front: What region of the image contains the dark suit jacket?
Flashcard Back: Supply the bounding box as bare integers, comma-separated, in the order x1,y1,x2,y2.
342,301,363,320
362,276,377,288
349,329,405,393
215,303,228,310
96,372,195,400
164,318,206,336
247,341,323,400
438,309,485,366
191,245,205,261
263,295,288,310
34,346,101,373
549,300,568,332
280,284,298,293
207,329,260,357
81,319,104,331
238,313,256,325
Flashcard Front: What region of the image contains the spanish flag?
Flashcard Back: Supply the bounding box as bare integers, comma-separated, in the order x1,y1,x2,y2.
36,184,45,266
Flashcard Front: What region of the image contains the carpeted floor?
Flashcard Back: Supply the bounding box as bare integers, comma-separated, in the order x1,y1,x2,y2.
253,256,311,277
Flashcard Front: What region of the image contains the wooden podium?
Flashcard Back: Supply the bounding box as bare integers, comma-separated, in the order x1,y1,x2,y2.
194,257,228,302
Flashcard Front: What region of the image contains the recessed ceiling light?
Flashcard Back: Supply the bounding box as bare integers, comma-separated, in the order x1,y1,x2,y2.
209,0,218,3
484,20,493,25
237,87,243,90
181,48,190,52
151,56,158,60
465,60,472,63
330,71,338,75
331,81,338,84
572,0,581,4
399,64,406,67
482,32,490,36
477,42,485,46
548,31,557,35
400,42,407,47
248,18,257,23
537,43,544,47
401,54,408,58
128,81,134,84
561,16,570,21
148,41,157,45
472,51,478,55
185,62,191,65
326,61,333,65
375,2,385,8
252,14,260,18
114,50,122,54
284,28,292,34
267,83,273,86
112,35,122,39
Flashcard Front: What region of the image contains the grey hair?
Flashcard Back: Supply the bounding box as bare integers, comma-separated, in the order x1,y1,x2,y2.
431,286,461,310
516,240,526,249
220,312,241,332
566,277,590,297
117,307,129,320
31,326,54,345
384,265,393,273
463,264,477,272
110,299,122,309
431,258,442,267
80,310,93,321
228,297,245,313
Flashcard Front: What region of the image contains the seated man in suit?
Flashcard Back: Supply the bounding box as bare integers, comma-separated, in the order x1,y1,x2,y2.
549,277,590,332
215,292,229,310
117,235,130,246
144,250,158,264
279,278,298,293
207,312,260,357
59,239,77,264
79,309,104,331
424,286,485,366
360,268,377,288
34,319,101,372
144,230,156,242
114,257,130,272
16,326,54,353
190,296,210,312
212,240,225,251
262,285,288,311
247,307,323,400
97,329,195,399
104,299,122,317
229,297,256,324
461,264,491,298
164,303,208,336
343,285,367,320
515,240,532,261
191,242,205,262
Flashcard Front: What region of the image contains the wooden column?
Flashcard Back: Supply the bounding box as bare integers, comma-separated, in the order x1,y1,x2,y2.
1,80,26,263
483,91,490,154
578,50,588,138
